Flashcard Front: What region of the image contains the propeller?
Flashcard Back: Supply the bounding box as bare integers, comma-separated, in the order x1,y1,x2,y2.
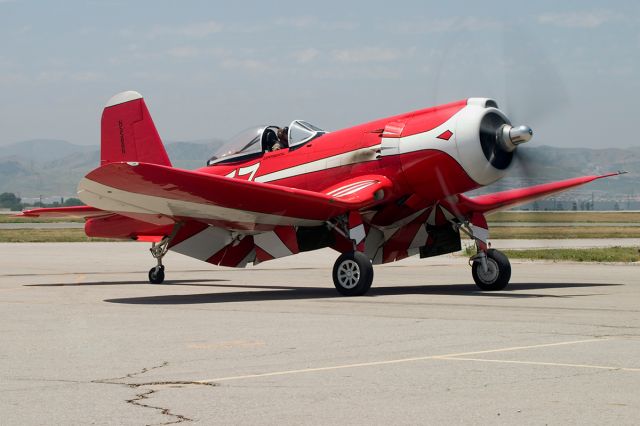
500,26,569,184
427,23,567,186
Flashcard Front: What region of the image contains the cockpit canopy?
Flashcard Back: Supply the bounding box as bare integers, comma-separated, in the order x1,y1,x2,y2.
207,120,326,166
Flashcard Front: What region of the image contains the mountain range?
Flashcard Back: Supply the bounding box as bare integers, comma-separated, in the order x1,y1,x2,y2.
1,139,638,205
0,139,224,199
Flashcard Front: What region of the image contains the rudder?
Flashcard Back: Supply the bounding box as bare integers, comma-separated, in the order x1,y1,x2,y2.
100,91,171,166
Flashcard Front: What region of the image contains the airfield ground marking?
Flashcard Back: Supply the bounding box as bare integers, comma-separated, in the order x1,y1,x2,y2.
197,338,608,383
432,357,640,372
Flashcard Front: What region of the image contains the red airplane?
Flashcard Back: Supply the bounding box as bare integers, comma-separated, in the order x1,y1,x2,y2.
22,91,618,295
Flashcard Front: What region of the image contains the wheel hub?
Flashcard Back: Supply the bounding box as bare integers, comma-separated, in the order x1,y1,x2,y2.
337,260,360,289
476,258,499,284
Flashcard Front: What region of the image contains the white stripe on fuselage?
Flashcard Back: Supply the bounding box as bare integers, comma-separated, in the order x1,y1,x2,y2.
252,107,463,186
255,146,380,183
78,178,323,229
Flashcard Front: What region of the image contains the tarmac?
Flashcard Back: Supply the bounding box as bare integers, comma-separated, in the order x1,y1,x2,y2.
1,242,639,425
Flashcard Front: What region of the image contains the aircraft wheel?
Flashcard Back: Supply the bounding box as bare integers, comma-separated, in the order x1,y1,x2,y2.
148,265,165,284
472,249,511,291
332,251,373,296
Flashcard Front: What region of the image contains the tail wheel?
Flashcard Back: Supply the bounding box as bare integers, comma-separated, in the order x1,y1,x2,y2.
472,249,511,291
148,265,165,284
332,251,374,296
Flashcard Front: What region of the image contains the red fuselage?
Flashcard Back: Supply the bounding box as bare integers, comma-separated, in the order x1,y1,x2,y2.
199,98,509,225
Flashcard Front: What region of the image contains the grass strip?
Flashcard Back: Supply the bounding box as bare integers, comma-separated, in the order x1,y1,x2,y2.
491,226,640,239
0,215,84,223
502,246,640,263
0,229,120,242
488,211,640,223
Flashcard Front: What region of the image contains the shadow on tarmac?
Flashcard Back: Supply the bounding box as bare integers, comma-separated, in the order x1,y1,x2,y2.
25,279,230,287
103,282,622,305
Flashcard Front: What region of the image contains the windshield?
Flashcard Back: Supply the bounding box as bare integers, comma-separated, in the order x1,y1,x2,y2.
288,120,327,147
207,121,327,165
207,126,265,165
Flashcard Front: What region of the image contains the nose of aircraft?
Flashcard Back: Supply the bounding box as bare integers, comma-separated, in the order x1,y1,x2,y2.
498,124,533,152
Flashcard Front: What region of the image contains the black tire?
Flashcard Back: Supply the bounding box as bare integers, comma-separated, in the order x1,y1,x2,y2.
148,266,165,284
332,251,374,296
472,249,511,291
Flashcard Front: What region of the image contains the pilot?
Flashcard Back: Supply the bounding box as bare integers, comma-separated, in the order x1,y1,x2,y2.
272,127,289,151
263,128,279,152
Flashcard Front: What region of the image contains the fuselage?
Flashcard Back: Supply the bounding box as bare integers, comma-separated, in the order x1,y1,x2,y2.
82,96,520,239
198,98,513,219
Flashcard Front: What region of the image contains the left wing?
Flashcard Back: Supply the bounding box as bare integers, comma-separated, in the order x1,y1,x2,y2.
78,162,392,230
454,172,622,215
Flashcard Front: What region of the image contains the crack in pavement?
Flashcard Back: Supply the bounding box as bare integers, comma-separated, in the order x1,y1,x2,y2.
92,362,217,425
127,388,192,425
94,361,170,383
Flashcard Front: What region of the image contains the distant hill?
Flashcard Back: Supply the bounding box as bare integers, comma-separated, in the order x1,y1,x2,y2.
0,138,224,197
0,139,94,164
474,145,639,203
1,138,638,203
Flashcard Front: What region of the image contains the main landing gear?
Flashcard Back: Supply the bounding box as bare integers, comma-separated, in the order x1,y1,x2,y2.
457,214,512,291
148,237,170,284
469,248,511,291
332,251,374,296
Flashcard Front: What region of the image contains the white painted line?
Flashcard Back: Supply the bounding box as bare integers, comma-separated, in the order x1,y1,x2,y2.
437,357,640,372
197,338,607,383
430,338,606,358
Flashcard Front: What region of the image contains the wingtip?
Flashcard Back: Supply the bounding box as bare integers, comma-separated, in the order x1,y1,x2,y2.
105,91,143,108
599,170,628,179
15,210,36,217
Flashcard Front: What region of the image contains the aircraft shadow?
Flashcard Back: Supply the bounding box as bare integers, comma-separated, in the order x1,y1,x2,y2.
104,282,621,305
25,279,230,287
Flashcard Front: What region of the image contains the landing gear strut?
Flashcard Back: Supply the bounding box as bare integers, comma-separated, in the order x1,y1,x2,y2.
332,251,374,296
457,215,511,291
148,237,170,284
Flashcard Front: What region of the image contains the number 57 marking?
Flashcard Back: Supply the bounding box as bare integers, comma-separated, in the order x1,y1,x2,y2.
225,162,260,181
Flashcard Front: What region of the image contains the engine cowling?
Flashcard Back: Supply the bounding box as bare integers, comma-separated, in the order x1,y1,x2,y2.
454,100,532,186
390,98,532,202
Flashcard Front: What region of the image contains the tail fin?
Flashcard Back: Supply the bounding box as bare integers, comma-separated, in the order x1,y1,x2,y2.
100,91,171,166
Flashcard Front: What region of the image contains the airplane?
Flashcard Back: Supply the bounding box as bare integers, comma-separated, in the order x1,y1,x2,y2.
21,91,620,296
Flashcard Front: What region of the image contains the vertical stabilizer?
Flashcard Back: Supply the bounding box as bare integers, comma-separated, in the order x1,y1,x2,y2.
100,91,171,166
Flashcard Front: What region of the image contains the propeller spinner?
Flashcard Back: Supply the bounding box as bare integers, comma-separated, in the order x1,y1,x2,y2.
498,124,533,152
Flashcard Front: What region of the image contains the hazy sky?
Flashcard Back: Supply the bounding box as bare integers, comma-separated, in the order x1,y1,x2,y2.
1,0,639,148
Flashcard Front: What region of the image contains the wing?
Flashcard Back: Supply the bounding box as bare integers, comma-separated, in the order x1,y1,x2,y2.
455,172,622,215
18,206,107,219
78,162,392,231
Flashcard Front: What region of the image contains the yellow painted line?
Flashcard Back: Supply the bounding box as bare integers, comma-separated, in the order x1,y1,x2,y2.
197,338,606,383
437,357,640,372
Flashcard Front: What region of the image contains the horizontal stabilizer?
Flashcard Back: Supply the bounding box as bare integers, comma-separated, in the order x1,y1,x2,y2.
18,206,107,219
